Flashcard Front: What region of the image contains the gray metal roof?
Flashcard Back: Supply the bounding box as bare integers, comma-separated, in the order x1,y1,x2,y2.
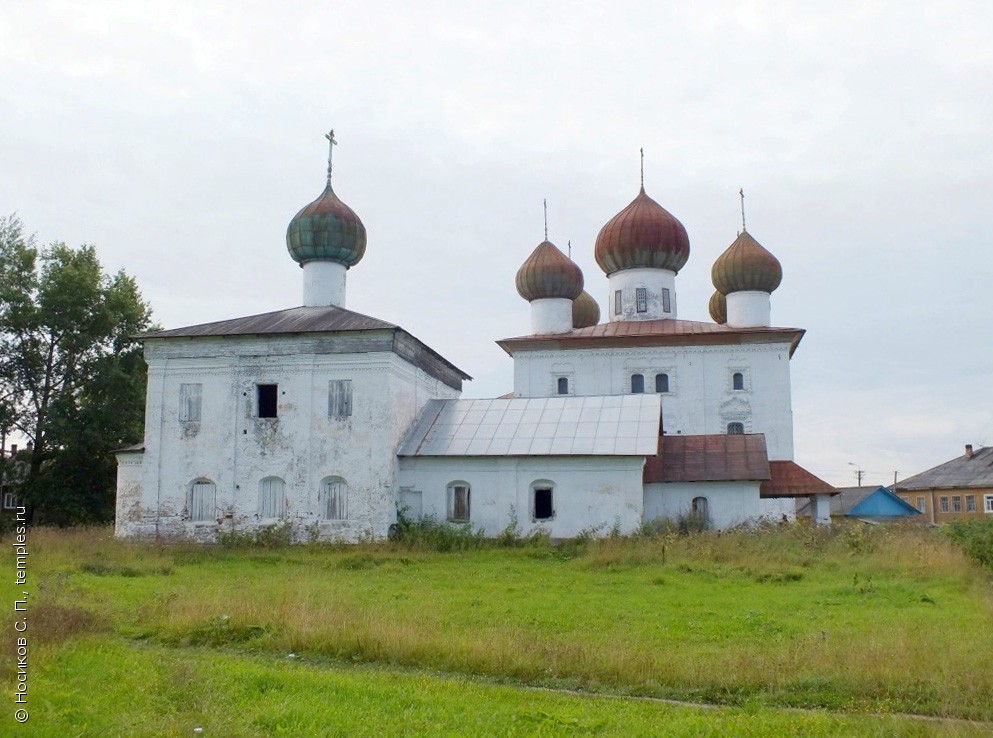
893,446,993,491
399,395,662,457
141,305,397,338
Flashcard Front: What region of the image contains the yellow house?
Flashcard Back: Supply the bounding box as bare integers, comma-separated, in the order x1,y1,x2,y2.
892,445,993,525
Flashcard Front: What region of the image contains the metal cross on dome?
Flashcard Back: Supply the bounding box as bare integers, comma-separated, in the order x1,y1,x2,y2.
325,129,337,183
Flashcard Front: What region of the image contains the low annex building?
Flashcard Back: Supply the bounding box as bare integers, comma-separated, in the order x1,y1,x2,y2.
115,135,834,542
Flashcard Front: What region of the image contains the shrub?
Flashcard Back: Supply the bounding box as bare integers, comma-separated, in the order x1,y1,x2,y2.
942,518,993,571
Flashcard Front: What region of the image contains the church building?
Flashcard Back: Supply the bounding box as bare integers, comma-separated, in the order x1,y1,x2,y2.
115,136,834,543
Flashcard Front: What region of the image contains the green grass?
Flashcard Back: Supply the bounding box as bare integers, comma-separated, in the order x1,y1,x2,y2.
3,522,993,735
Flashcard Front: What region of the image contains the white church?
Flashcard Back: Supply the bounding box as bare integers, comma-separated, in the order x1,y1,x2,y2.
115,136,835,543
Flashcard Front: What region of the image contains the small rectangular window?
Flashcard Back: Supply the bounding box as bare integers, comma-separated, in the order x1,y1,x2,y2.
190,481,216,522
726,422,744,435
449,485,470,522
328,380,353,419
985,495,993,513
557,377,569,395
662,288,671,313
3,491,17,510
939,496,949,513
966,495,976,512
655,373,669,393
635,287,647,313
952,496,962,513
630,374,644,393
916,496,925,513
534,488,554,520
323,479,347,520
732,372,745,391
614,290,622,315
257,384,278,418
179,383,202,422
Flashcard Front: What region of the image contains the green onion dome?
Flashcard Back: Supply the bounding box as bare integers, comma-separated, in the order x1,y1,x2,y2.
711,230,782,295
286,183,367,267
595,187,690,276
516,241,584,301
708,290,727,324
572,290,601,328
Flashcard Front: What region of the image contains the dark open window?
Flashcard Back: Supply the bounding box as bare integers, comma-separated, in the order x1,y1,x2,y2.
534,488,553,520
732,372,744,391
631,374,645,393
727,422,744,435
655,373,669,393
557,377,568,395
257,384,278,418
635,287,647,313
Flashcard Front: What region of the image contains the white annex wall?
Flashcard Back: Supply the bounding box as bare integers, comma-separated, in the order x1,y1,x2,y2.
397,455,646,537
512,342,795,459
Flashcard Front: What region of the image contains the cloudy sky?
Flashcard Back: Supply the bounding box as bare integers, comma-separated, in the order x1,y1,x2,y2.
2,1,991,486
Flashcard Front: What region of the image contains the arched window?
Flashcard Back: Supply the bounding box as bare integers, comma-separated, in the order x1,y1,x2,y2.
691,496,709,527
732,372,745,391
321,476,347,520
727,422,744,435
259,477,286,518
630,374,645,393
190,479,216,522
447,481,471,522
557,377,569,395
531,480,555,521
655,373,669,393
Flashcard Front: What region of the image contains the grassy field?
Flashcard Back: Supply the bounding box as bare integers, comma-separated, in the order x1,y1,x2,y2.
3,522,993,736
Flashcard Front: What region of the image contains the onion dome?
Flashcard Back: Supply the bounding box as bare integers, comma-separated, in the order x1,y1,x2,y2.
286,182,367,267
711,230,782,295
572,290,601,328
708,290,727,324
515,241,584,301
594,187,690,276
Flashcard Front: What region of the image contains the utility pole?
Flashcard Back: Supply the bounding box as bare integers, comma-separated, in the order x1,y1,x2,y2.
847,461,864,487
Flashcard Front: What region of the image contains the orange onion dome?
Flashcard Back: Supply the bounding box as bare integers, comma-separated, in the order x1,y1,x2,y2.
572,290,600,328
708,290,727,324
515,241,584,301
711,230,782,294
594,187,690,276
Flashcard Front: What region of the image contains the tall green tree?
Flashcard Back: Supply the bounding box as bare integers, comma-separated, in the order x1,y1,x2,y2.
0,214,152,524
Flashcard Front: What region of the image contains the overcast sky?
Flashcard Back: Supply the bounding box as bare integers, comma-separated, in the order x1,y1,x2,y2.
2,1,991,487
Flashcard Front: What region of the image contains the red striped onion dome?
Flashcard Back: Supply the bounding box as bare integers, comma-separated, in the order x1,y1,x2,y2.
595,187,690,276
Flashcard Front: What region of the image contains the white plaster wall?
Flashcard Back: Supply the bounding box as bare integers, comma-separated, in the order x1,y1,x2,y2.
607,268,677,321
643,481,765,530
397,455,645,538
530,298,573,335
302,261,347,307
725,291,771,328
114,451,147,538
512,342,795,459
121,335,458,542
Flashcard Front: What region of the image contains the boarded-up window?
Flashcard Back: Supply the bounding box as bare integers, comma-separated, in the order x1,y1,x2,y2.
259,477,285,518
322,477,347,520
630,374,645,393
448,483,470,522
727,422,744,435
328,380,353,419
190,480,216,522
662,288,671,313
635,287,647,313
258,384,278,418
655,373,669,393
179,383,202,422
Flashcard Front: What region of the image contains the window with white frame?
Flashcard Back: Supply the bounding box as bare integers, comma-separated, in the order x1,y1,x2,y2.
916,496,925,513
259,477,286,518
985,495,993,513
321,477,347,520
2,487,18,510
939,496,949,513
635,287,648,313
190,480,216,522
328,380,353,420
447,482,471,522
952,496,962,513
179,383,202,422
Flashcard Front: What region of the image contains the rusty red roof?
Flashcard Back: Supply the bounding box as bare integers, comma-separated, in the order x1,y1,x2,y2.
760,461,836,498
644,434,771,484
498,318,804,356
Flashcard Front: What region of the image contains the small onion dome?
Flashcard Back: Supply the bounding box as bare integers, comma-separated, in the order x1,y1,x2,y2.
286,183,367,267
572,290,600,328
594,187,690,276
711,230,782,295
708,290,727,324
515,240,584,301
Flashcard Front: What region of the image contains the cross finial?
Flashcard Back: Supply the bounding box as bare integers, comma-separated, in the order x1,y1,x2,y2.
739,187,746,232
543,198,548,241
640,147,645,189
325,129,337,184
567,239,572,259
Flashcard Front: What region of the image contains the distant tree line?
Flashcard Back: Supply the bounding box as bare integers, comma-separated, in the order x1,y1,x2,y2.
0,214,152,525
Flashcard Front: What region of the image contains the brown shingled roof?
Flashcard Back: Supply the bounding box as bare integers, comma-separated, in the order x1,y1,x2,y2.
644,434,771,484
760,461,836,498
